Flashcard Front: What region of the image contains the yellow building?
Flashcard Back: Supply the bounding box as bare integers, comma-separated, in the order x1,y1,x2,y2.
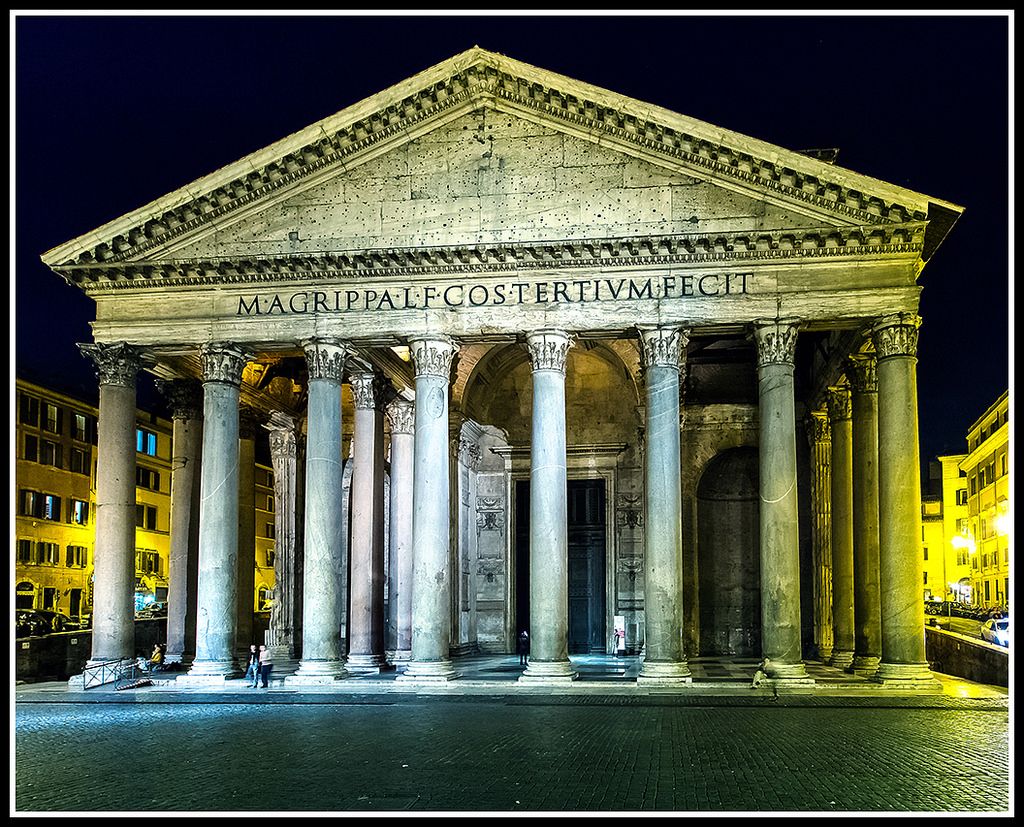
920,455,972,604
15,377,276,622
15,378,172,620
959,390,1010,609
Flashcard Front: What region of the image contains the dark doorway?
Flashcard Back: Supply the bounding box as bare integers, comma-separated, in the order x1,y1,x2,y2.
515,479,606,653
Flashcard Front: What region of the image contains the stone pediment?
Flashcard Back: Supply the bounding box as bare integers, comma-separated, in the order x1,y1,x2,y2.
42,47,961,289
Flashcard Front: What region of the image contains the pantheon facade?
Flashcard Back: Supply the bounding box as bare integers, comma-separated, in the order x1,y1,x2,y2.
41,48,963,687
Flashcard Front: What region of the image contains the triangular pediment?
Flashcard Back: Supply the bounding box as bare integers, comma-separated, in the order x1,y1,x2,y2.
42,46,962,280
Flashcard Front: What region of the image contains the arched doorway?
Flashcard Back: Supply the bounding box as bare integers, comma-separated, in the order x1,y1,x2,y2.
696,447,761,657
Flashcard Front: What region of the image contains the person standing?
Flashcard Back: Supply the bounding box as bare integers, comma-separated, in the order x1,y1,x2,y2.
516,630,530,667
245,644,260,688
258,644,273,688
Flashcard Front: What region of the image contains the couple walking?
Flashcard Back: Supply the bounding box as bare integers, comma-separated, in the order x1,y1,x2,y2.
246,644,273,688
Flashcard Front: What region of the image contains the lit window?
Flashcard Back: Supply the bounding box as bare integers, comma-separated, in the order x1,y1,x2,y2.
72,412,89,442
69,499,89,526
136,428,158,456
42,494,61,521
44,403,61,434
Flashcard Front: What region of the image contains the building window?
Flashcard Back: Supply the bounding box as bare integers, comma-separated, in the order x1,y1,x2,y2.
984,581,991,603
136,505,158,531
43,403,62,434
923,548,928,561
266,548,276,568
265,522,276,540
37,541,60,566
40,439,62,468
136,428,158,456
135,549,161,576
68,499,90,526
72,412,91,442
1000,454,1007,477
969,476,977,496
266,495,275,512
923,572,928,584
136,466,161,491
956,489,968,506
257,586,273,611
66,545,88,568
70,447,90,475
19,393,40,426
18,539,33,564
24,434,38,462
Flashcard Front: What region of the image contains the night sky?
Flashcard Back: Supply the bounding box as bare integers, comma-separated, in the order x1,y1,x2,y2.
14,13,1011,473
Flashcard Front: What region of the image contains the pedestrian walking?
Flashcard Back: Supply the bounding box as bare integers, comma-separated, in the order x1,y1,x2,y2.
258,644,273,688
245,644,259,687
516,630,530,666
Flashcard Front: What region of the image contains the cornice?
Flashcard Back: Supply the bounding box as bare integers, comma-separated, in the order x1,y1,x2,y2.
43,52,949,273
56,223,927,292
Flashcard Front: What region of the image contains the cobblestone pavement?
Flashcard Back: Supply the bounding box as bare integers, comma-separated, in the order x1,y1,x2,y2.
15,690,1010,813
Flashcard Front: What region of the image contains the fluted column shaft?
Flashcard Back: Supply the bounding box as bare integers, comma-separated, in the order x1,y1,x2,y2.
386,400,415,663
401,337,459,681
159,379,203,666
637,327,691,684
847,355,883,676
827,387,856,670
290,339,348,683
806,411,834,663
520,330,577,683
871,314,934,685
347,371,390,672
79,343,142,666
188,343,252,678
752,320,810,681
265,412,302,672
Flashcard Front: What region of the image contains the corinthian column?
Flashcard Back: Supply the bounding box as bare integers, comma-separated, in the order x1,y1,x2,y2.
805,410,834,663
77,342,143,669
185,342,253,681
386,399,415,664
346,369,392,672
846,354,883,677
752,320,811,683
264,412,303,675
637,326,691,685
289,339,349,684
870,314,937,688
157,378,203,666
400,336,460,682
826,386,855,670
520,329,577,683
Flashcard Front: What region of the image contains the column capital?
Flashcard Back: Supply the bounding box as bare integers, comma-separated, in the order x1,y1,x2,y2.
638,326,690,370
825,385,852,422
155,377,203,420
751,319,800,367
409,336,457,380
350,371,396,411
301,338,349,382
78,342,145,388
524,329,575,374
870,313,921,360
385,398,415,435
199,342,253,386
806,410,831,444
845,353,878,394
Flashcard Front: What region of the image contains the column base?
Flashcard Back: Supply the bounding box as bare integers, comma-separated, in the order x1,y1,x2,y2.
764,660,811,681
637,660,693,685
829,650,855,670
871,661,942,690
346,653,394,674
816,646,834,663
396,660,459,682
850,655,881,677
286,659,348,683
186,658,240,679
388,649,413,666
175,673,229,687
518,659,578,683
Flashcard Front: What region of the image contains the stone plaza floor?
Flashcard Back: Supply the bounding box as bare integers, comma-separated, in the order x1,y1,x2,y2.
13,655,1012,814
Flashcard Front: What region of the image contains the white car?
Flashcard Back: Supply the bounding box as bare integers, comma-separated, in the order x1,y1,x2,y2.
980,617,1010,647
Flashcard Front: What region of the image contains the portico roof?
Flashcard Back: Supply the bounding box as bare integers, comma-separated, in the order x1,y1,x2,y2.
41,46,963,281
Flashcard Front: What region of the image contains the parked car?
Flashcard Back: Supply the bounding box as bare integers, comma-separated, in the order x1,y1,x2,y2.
980,617,1010,647
15,609,77,637
135,601,168,619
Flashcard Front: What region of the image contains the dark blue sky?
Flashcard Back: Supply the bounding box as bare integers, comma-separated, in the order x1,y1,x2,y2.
14,14,1011,469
